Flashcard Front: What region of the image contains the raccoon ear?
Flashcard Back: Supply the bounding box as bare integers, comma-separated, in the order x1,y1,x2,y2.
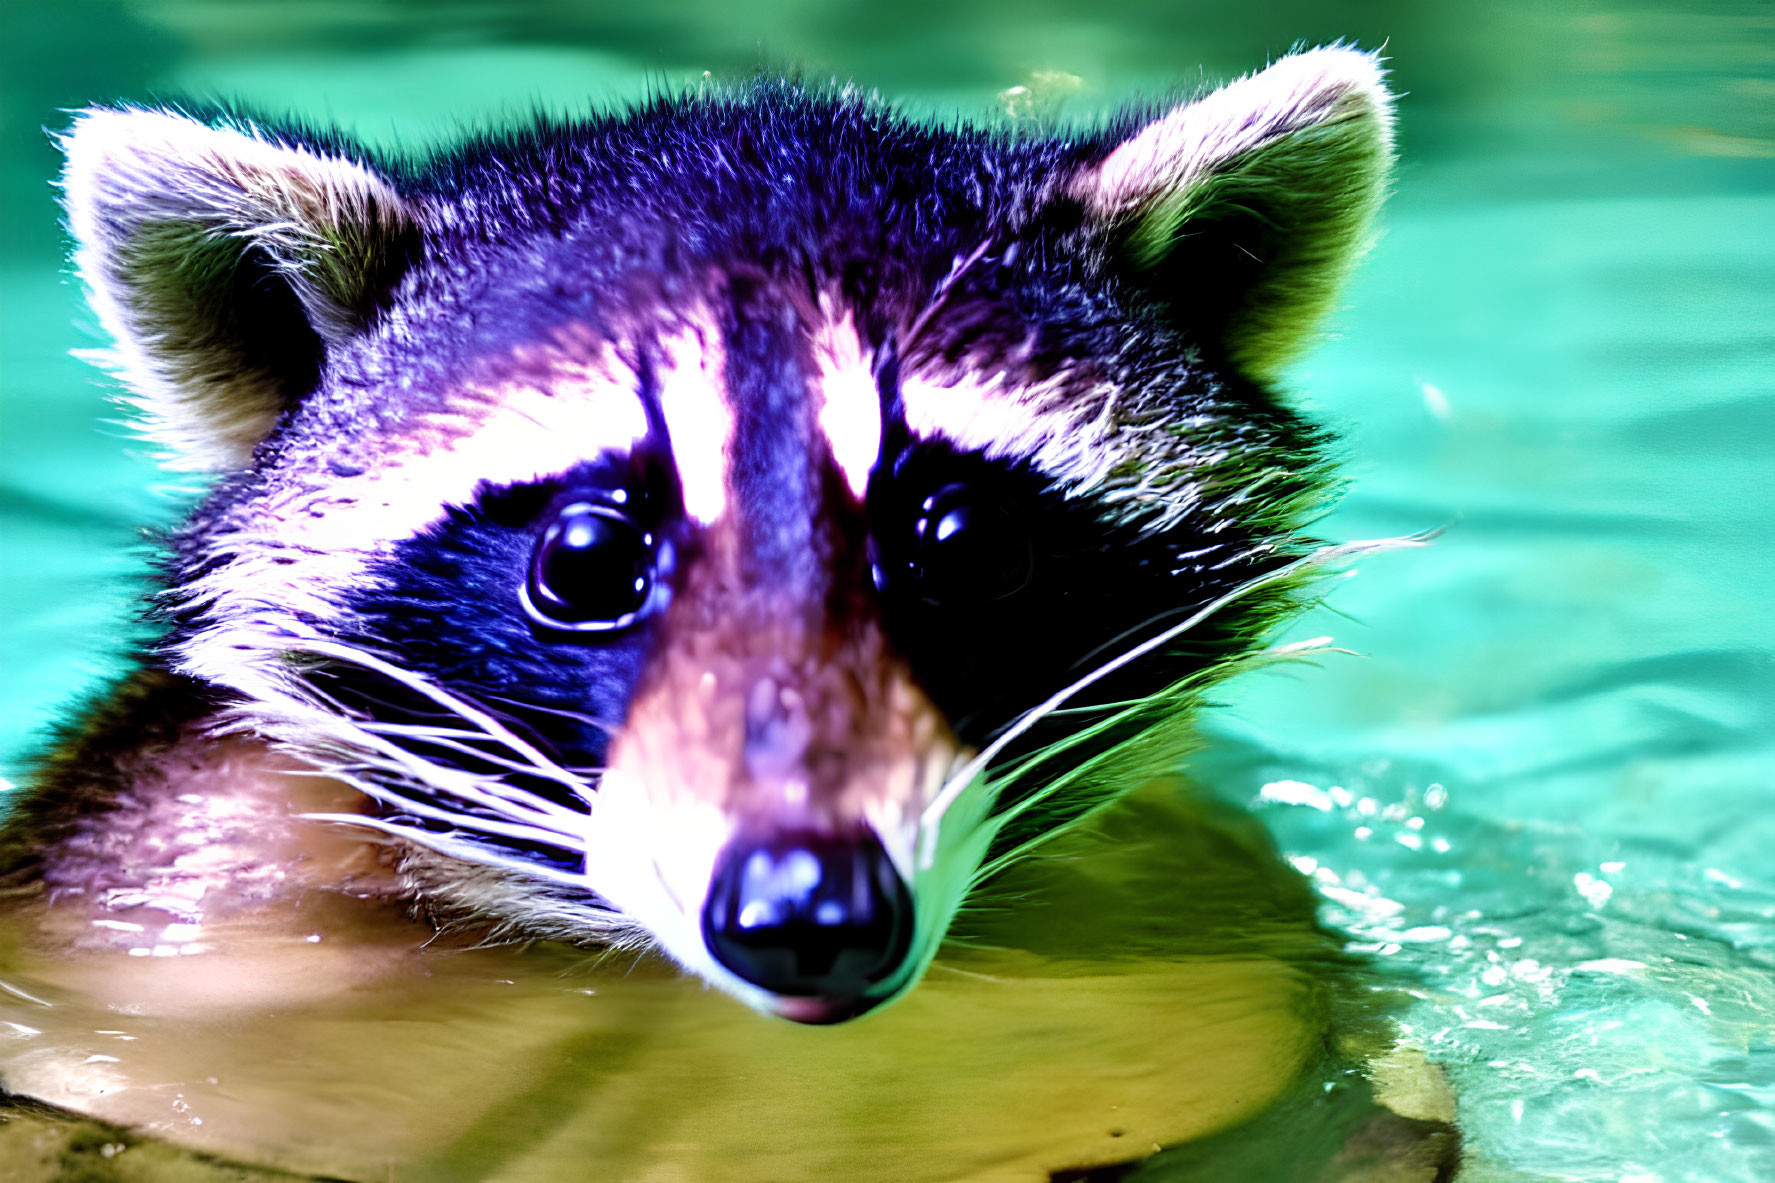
61,107,421,472
1072,46,1395,382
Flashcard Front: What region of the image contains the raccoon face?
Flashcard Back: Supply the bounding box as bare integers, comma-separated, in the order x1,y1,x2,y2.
61,48,1393,1022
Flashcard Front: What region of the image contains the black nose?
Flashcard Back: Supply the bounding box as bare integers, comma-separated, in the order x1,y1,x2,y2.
701,829,914,1007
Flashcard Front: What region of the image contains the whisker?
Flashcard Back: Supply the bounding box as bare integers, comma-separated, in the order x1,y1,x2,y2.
302,669,467,727
916,533,1431,863
1066,602,1200,674
473,693,619,735
308,715,589,819
300,768,589,850
288,639,588,790
359,722,591,784
286,753,587,835
300,813,592,889
359,721,519,744
902,235,995,354
226,635,614,868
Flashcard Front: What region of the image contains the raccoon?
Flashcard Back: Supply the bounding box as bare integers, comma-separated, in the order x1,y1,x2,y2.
2,47,1395,1025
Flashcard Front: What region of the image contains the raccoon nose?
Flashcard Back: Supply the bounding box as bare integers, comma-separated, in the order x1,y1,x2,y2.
701,829,914,1017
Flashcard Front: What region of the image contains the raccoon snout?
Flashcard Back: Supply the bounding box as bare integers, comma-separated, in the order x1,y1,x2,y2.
701,827,913,1022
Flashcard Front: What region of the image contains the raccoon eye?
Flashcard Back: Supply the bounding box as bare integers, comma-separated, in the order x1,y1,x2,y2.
899,483,1033,605
521,503,657,631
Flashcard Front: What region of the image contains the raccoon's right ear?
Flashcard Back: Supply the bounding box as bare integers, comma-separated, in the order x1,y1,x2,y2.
61,107,422,472
1070,46,1395,384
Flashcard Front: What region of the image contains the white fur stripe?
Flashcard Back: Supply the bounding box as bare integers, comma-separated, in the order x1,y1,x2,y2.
654,319,734,526
899,370,1120,490
270,349,648,557
812,316,882,500
169,342,650,690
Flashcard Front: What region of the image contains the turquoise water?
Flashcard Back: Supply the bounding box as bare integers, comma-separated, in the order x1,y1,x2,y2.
2,3,1772,1180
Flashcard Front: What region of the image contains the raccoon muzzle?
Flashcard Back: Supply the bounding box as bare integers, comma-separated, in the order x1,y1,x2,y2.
599,547,961,1018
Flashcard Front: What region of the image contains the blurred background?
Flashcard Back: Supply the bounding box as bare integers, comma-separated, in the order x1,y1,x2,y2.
1,2,1771,1179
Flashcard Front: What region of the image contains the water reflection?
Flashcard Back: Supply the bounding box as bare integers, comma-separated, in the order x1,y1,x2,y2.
1,780,1438,1180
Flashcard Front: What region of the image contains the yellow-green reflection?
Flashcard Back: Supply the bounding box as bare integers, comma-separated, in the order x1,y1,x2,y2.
0,782,1396,1181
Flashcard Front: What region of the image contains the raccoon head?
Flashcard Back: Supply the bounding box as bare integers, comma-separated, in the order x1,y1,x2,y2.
61,47,1393,1022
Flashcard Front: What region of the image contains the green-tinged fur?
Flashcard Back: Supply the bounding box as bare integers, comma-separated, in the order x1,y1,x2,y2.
1126,82,1394,381
979,588,1313,877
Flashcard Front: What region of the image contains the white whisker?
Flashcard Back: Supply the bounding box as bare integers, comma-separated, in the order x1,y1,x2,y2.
205,632,610,869
298,767,587,851
917,533,1430,858
359,721,596,785
473,693,618,734
291,638,586,789
299,814,592,890
902,235,995,355
290,717,588,828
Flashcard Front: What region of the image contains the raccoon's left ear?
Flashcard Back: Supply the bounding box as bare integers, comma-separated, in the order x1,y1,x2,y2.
61,107,421,472
1071,46,1395,382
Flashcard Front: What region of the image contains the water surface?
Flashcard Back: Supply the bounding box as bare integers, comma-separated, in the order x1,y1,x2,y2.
2,2,1771,1180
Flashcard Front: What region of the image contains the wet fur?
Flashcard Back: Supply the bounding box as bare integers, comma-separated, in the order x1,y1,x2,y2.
4,48,1397,1015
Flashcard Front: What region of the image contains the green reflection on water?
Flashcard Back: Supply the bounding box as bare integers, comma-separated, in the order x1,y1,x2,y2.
1,784,1417,1181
